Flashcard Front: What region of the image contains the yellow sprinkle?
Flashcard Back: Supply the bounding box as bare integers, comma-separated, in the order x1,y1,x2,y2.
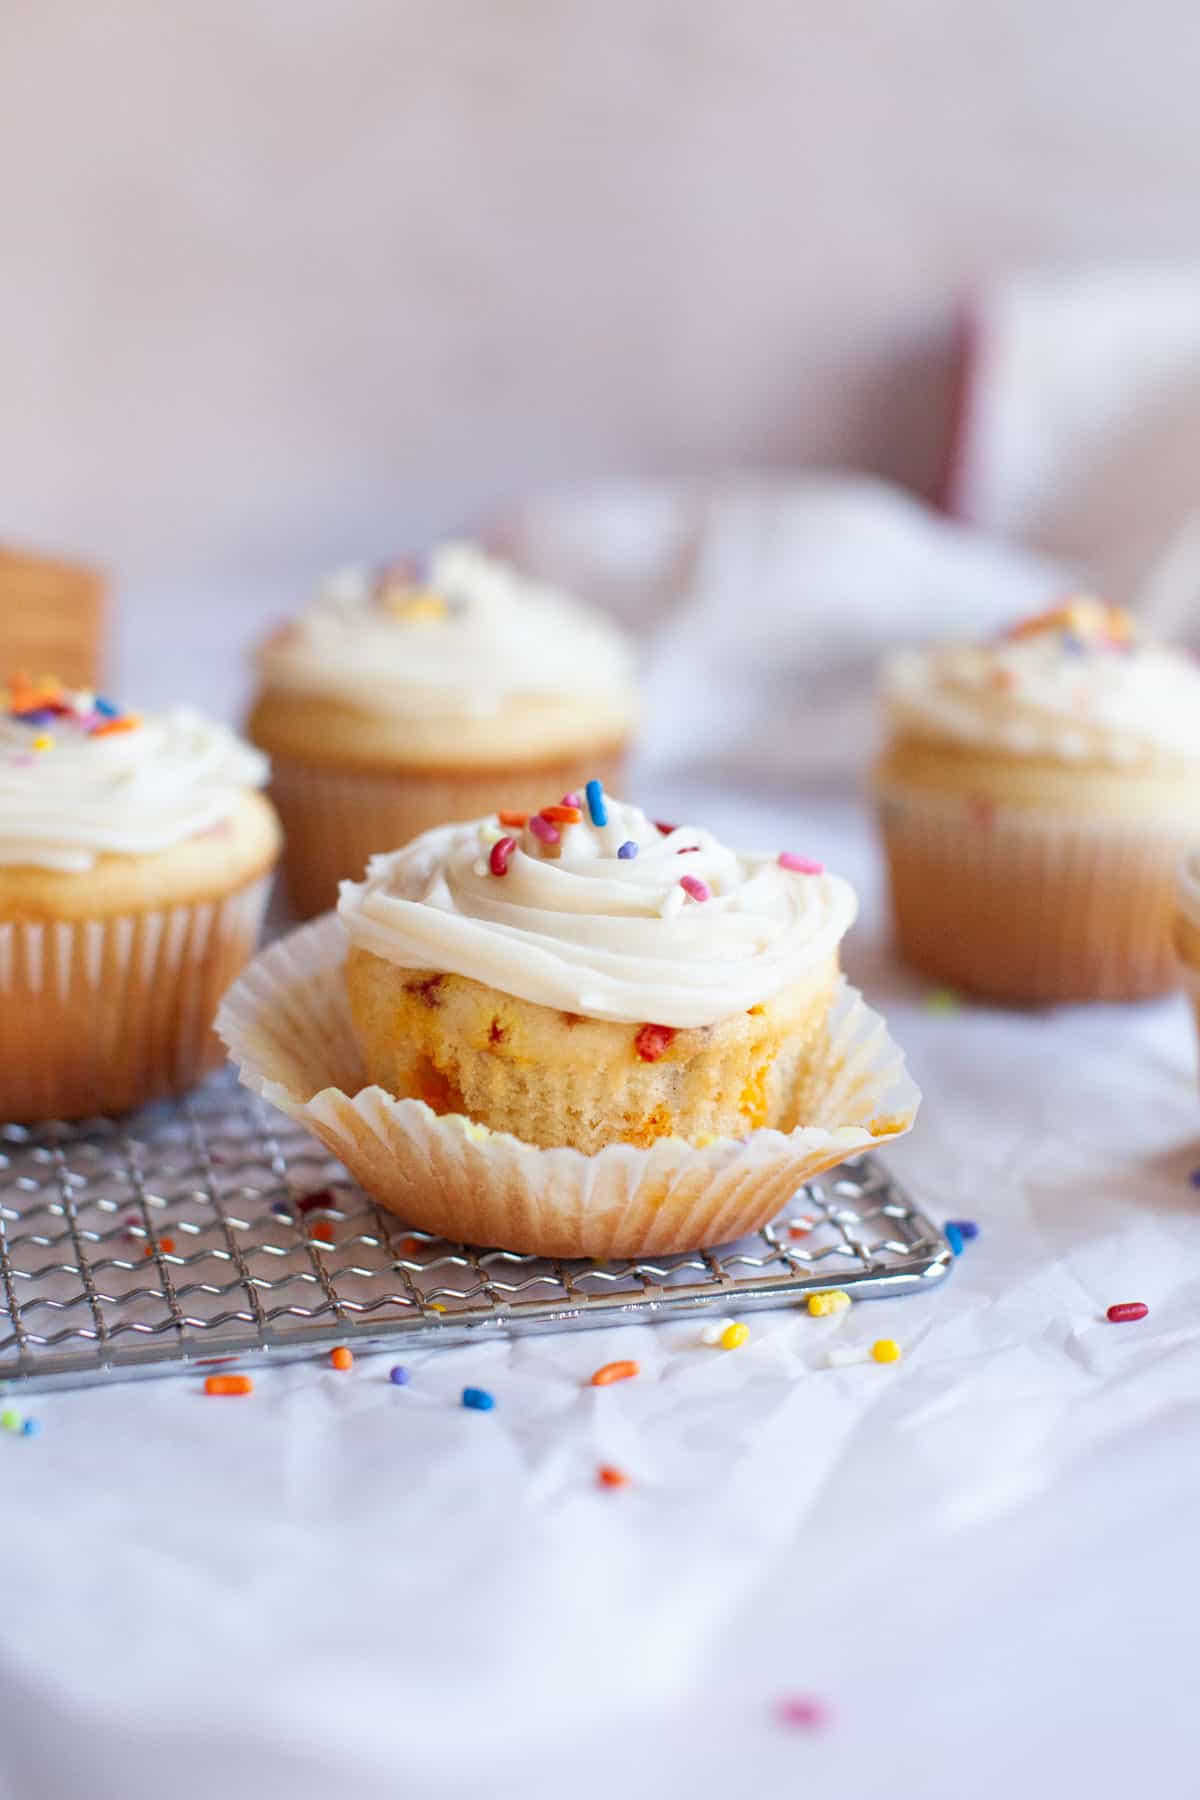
385,588,448,623
31,734,54,752
719,1322,749,1350
871,1338,901,1364
429,1302,447,1313
807,1290,851,1317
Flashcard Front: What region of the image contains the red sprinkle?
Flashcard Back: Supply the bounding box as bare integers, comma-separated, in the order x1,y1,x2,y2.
597,1464,630,1488
679,874,711,903
654,820,678,836
297,1188,335,1214
635,1023,676,1062
489,834,517,876
528,814,560,846
1106,1301,1148,1323
778,852,824,874
309,1220,335,1244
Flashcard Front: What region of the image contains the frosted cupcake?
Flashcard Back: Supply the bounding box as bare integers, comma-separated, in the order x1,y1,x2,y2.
248,543,638,917
0,678,280,1119
219,783,919,1256
874,600,1200,1002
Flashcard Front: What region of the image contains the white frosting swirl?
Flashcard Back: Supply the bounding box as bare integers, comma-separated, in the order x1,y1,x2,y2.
338,799,857,1028
0,704,269,872
257,542,636,719
884,602,1200,765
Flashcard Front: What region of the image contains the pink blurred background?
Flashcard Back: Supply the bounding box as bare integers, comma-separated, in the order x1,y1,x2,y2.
2,1,1199,688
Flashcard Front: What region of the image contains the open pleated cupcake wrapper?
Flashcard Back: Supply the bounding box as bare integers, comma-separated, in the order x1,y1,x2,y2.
216,913,921,1257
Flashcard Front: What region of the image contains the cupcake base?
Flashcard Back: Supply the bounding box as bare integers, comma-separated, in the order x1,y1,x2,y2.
268,748,628,918
877,782,1191,1004
217,914,920,1258
0,877,272,1120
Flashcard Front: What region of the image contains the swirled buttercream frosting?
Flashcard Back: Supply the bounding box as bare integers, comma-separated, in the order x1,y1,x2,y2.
338,794,857,1028
0,679,269,872
257,542,636,719
883,599,1200,765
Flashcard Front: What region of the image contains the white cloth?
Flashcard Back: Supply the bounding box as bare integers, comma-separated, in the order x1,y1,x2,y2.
945,265,1200,625
9,480,1198,1800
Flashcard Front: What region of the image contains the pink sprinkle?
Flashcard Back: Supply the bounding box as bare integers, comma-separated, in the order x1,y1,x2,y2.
561,791,581,807
775,1696,830,1730
778,853,824,875
10,755,33,768
489,835,516,877
680,874,711,903
528,814,560,846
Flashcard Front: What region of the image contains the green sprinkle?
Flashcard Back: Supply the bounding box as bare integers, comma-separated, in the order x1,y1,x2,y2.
0,1407,22,1433
924,987,960,1016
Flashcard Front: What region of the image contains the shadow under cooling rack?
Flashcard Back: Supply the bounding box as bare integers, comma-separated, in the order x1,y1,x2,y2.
0,1072,951,1392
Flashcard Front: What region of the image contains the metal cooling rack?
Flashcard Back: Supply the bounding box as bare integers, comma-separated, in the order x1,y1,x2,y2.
0,1071,951,1393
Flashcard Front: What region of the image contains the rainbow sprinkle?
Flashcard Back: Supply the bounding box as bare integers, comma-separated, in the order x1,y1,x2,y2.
585,778,607,827
528,814,560,847
4,678,142,755
778,852,823,874
679,874,711,903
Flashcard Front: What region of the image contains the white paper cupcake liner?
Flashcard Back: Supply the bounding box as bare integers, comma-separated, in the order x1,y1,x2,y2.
217,914,921,1257
0,877,272,1121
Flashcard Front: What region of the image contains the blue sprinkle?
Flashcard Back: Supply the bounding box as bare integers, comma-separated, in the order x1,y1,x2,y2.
946,1218,979,1240
14,708,55,728
1189,1169,1200,1190
462,1386,495,1411
585,778,608,828
21,1418,40,1437
269,1201,292,1218
617,840,638,860
945,1223,964,1257
388,1365,410,1386
1060,632,1086,655
94,696,119,717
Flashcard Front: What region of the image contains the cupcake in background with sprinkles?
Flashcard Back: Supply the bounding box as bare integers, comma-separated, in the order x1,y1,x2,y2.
219,779,919,1257
873,599,1200,1002
0,676,280,1119
247,543,637,917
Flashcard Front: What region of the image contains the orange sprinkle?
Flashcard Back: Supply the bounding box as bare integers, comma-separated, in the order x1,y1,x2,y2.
309,1220,335,1243
160,1236,176,1254
590,1359,640,1387
330,1346,353,1371
204,1374,253,1396
597,1464,629,1488
498,809,529,827
540,804,583,824
398,1235,424,1255
91,714,141,737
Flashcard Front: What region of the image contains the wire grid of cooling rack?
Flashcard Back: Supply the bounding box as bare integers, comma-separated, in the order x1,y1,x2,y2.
0,1071,951,1392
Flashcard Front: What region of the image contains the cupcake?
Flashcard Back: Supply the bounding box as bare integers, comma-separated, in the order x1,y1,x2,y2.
247,543,638,918
0,678,280,1119
217,783,920,1257
874,599,1200,1003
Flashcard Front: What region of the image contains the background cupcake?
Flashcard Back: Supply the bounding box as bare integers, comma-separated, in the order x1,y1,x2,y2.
874,599,1200,1002
248,542,638,917
1175,854,1200,1069
0,677,279,1119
